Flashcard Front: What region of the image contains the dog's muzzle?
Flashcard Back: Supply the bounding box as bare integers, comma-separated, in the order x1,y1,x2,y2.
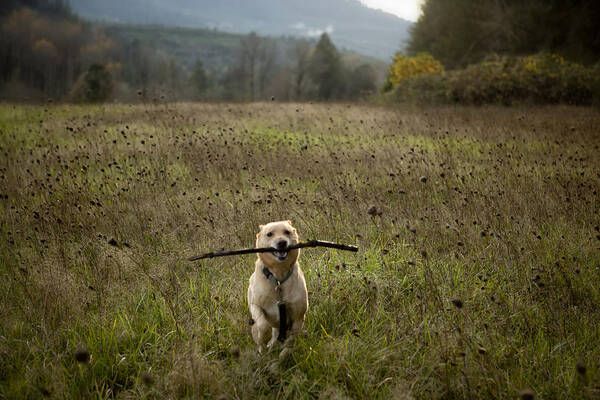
273,240,289,261
272,250,288,261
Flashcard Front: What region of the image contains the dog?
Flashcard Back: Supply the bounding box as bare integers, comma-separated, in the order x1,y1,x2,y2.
247,220,308,357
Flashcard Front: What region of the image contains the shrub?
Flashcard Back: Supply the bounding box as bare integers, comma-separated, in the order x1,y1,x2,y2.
383,53,445,92
68,63,114,103
389,53,600,105
83,64,114,102
390,72,448,104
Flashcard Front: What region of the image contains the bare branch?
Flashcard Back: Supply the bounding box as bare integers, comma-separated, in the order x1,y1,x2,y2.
188,240,358,261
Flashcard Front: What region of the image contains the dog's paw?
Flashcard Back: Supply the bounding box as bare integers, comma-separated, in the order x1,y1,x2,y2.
279,347,293,359
267,337,281,351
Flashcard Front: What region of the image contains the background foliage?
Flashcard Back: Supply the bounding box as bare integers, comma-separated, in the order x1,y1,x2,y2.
408,0,600,69
0,2,383,102
386,53,600,105
384,0,600,105
383,52,444,93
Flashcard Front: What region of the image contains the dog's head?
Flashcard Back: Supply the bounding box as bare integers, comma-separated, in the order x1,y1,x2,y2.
256,220,299,268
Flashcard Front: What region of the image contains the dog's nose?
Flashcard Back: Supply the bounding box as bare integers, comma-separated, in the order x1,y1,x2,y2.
276,240,287,249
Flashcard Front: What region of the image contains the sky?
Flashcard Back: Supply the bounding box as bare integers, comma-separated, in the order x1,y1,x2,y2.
360,0,424,22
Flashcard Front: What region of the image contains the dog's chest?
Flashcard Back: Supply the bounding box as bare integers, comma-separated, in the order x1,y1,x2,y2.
258,282,305,324
262,301,281,325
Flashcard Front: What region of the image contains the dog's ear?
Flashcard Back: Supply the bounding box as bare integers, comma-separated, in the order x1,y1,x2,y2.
256,224,264,238
285,220,297,234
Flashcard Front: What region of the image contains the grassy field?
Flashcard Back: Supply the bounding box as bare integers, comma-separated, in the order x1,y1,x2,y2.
1,102,599,399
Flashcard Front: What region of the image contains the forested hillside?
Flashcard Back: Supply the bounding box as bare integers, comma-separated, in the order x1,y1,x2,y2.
69,0,411,60
0,1,385,102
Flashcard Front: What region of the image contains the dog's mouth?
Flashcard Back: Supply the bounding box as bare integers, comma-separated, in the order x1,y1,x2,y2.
272,250,288,261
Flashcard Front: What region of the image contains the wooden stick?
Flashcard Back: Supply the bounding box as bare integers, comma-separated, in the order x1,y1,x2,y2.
188,240,358,261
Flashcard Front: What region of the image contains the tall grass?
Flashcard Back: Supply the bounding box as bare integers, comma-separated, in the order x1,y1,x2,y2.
1,102,599,398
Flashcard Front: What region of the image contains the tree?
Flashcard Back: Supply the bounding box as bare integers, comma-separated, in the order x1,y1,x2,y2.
166,57,184,92
0,7,89,99
31,38,58,94
191,59,208,98
408,0,489,69
239,32,261,100
220,63,246,101
1,0,72,16
293,39,311,99
408,0,600,68
237,32,278,100
346,64,377,98
308,33,343,100
256,38,276,99
83,63,112,102
123,39,151,88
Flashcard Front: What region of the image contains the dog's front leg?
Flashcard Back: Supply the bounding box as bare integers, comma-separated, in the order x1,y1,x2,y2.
267,327,279,350
279,318,304,358
249,304,271,353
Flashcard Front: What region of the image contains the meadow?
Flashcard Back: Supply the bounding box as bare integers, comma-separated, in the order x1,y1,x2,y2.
1,102,599,399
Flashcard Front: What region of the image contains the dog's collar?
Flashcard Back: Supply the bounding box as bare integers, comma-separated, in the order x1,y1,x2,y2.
262,264,295,288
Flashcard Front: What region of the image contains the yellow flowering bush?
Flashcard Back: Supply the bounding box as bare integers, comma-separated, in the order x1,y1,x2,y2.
383,53,444,91
386,52,600,105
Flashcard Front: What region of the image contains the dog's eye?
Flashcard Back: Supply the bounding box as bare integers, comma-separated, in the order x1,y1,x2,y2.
266,232,273,237
284,230,291,235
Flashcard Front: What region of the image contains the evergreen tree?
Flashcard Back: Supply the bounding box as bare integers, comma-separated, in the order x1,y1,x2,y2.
308,33,343,100
84,64,112,102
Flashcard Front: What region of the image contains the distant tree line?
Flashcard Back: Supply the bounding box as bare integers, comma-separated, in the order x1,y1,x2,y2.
0,0,71,16
408,0,600,69
0,1,378,102
220,32,377,101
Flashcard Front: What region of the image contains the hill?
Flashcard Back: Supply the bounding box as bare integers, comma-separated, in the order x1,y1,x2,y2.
69,0,411,60
103,24,244,72
104,23,388,75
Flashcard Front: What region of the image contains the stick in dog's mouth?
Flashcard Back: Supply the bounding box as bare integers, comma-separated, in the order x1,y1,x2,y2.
187,240,358,262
